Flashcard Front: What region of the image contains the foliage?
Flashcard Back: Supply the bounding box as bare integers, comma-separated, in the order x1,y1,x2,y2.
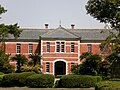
17,72,36,87
29,54,42,66
11,54,28,73
95,80,120,90
86,0,120,28
0,5,22,51
0,72,4,75
71,52,110,78
1,73,20,87
0,75,4,87
86,0,120,54
0,5,7,17
21,64,42,74
26,74,54,88
1,72,36,87
0,50,14,73
56,75,102,88
105,52,120,78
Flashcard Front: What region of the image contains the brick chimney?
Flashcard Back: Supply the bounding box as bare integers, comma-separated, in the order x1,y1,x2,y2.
71,24,75,29
45,24,48,29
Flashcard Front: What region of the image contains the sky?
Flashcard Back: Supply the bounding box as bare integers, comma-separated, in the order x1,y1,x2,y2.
0,0,105,29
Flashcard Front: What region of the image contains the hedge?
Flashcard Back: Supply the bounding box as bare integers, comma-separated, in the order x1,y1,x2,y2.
17,72,36,87
95,80,120,90
56,75,102,88
1,72,36,87
26,74,55,88
0,75,4,87
1,73,20,87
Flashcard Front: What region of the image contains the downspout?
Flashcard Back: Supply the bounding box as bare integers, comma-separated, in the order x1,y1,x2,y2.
39,36,41,65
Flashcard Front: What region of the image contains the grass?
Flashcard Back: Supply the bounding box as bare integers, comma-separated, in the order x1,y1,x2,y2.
0,87,95,90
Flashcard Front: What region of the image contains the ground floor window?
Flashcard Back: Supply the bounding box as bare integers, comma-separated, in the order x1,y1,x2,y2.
46,62,50,73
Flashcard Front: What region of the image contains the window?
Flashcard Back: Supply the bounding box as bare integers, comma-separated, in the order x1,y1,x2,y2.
87,44,92,53
61,42,65,52
29,44,33,54
56,42,65,52
46,62,50,72
46,42,50,52
16,43,21,54
71,42,74,52
56,42,60,52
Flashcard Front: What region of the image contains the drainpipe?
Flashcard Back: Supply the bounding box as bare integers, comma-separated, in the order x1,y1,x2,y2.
39,36,41,65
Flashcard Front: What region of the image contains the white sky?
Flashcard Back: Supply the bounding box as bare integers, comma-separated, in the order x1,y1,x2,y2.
0,0,105,29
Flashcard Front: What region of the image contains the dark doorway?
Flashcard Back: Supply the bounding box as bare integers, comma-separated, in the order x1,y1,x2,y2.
55,61,66,76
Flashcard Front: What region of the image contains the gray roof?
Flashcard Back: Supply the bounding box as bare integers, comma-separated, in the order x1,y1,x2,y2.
7,26,110,41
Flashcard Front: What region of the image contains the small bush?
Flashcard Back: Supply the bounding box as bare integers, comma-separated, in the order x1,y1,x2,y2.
26,74,54,88
0,75,4,87
56,75,102,88
95,80,120,90
17,72,36,87
1,73,20,87
1,72,36,87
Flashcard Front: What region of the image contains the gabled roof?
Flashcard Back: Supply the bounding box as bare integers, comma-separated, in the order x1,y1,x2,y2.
7,26,110,41
41,25,79,39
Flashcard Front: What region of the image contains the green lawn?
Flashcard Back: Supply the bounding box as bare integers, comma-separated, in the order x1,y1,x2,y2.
0,87,95,90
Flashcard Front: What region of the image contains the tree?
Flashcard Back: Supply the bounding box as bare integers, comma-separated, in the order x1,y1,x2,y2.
11,54,28,72
29,54,42,66
86,0,120,55
71,52,110,77
0,5,22,50
0,50,14,73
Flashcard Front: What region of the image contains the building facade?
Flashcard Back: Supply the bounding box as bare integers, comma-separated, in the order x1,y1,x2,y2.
4,24,108,75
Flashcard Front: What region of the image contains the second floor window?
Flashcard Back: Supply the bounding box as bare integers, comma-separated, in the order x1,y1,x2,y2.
46,42,50,52
29,44,33,54
71,42,74,52
56,42,65,52
56,42,60,52
61,42,65,52
16,43,21,54
87,44,92,53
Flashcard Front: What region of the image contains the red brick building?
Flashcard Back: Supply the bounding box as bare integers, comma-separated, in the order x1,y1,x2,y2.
4,24,108,75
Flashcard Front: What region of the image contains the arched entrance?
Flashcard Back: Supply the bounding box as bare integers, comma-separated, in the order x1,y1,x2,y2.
55,61,66,76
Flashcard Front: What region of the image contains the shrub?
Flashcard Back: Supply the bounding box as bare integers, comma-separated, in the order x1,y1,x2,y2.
1,73,20,87
0,75,4,87
56,75,102,88
95,80,120,90
18,72,36,87
1,72,36,87
26,74,54,88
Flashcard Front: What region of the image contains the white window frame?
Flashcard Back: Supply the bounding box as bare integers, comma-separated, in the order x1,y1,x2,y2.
71,42,74,52
46,42,50,52
16,43,21,54
87,44,92,53
46,62,50,73
28,44,33,54
56,41,65,53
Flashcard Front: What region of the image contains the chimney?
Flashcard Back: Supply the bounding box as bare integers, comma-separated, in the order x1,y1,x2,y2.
45,24,48,29
71,24,75,29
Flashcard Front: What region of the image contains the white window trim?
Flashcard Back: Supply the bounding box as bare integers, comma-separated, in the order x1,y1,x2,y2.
46,42,50,53
16,43,21,54
46,62,50,73
28,43,33,54
55,41,66,53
